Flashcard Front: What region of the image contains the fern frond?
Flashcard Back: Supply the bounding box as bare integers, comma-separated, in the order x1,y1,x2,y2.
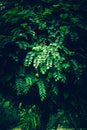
37,79,46,101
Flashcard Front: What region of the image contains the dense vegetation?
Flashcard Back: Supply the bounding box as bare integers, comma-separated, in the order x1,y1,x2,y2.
0,0,87,129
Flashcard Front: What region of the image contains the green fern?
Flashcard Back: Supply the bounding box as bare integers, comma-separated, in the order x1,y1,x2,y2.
15,74,37,95
37,79,46,101
24,52,35,66
15,77,27,95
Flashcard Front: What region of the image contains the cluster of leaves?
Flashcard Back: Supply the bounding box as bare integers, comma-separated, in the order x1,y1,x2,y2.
17,105,41,130
24,42,79,81
15,73,37,95
24,41,83,100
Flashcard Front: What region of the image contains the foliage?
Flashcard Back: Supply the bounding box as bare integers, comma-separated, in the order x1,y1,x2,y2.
18,105,41,130
0,0,87,129
0,94,19,130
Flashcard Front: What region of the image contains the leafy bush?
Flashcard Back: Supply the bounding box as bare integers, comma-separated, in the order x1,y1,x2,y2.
0,0,87,129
